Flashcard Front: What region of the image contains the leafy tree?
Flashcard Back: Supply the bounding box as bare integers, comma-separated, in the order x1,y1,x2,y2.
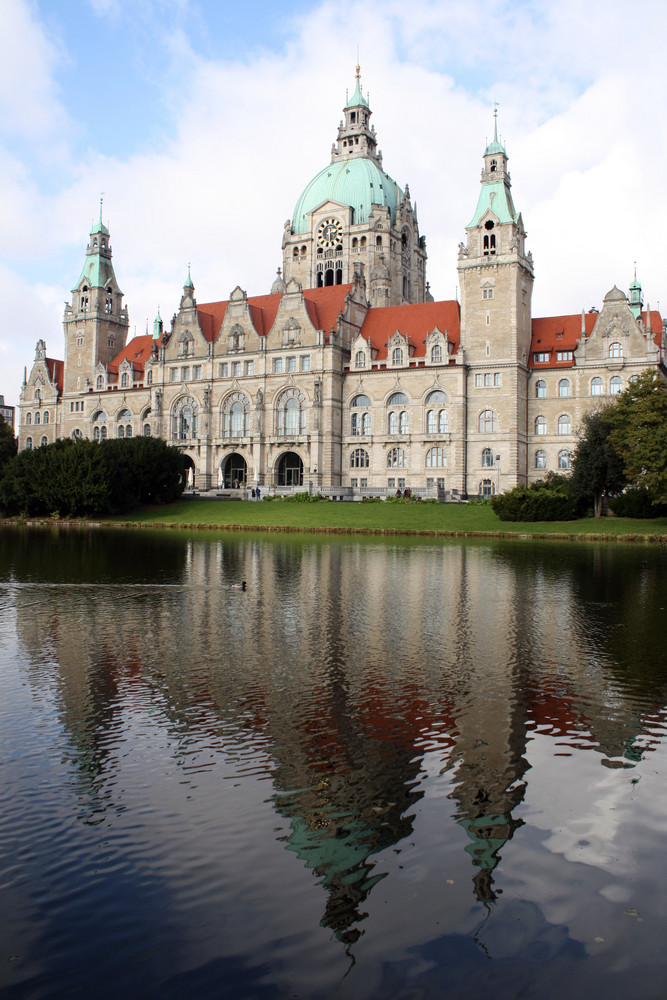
570,407,626,517
606,370,667,504
491,475,578,522
0,415,17,474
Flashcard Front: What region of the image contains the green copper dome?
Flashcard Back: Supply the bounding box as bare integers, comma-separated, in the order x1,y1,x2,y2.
292,157,402,235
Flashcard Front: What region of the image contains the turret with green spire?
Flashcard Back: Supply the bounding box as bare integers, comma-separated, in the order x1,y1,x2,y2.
629,265,643,320
332,65,381,166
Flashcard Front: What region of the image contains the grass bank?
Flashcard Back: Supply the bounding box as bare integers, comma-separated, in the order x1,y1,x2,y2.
101,499,667,542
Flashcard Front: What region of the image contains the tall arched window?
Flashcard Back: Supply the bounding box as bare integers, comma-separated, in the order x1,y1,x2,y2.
350,448,369,468
399,411,409,434
610,375,622,395
558,378,570,397
350,394,371,436
276,388,306,436
34,412,40,424
386,447,407,468
26,437,32,449
426,447,446,468
362,413,371,435
96,374,104,390
431,344,442,364
120,371,129,388
609,342,623,358
222,393,250,437
354,350,366,368
479,409,497,433
558,414,571,435
558,449,570,470
535,380,546,398
41,436,47,447
482,448,494,467
43,411,49,424
172,396,198,440
427,410,437,434
25,413,31,425
388,411,398,435
591,377,604,395
535,450,546,469
351,412,360,435
391,347,404,366
535,416,547,435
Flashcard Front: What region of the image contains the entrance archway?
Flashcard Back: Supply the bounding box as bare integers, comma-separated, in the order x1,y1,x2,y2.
277,451,304,486
182,455,196,489
222,453,247,488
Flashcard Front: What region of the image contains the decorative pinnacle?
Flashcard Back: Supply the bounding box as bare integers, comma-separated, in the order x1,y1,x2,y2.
493,102,499,143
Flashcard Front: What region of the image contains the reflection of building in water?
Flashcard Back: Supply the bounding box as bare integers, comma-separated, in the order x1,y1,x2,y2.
10,531,667,923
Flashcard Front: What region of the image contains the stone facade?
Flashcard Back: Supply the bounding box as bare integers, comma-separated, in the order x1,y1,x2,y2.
18,73,667,496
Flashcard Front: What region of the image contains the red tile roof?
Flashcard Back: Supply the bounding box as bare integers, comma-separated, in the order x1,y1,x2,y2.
643,309,663,346
531,308,664,367
359,300,461,359
196,284,353,342
109,335,157,375
46,358,64,392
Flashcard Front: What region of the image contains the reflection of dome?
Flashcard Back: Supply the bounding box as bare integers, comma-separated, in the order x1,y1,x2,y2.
292,157,402,235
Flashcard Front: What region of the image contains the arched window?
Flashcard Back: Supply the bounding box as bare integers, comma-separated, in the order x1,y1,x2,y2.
120,371,129,388
426,390,448,405
362,413,371,435
143,423,151,437
392,347,404,366
427,409,436,434
351,412,360,435
399,411,409,434
172,396,198,440
591,377,604,395
535,416,547,435
478,409,497,433
96,374,104,390
438,410,448,433
350,448,369,468
610,375,622,395
558,378,570,397
558,449,570,470
426,447,446,468
558,414,571,435
34,412,40,424
388,411,398,435
118,425,125,439
276,388,306,436
41,436,47,447
93,426,100,441
535,380,546,398
43,411,49,424
609,342,623,358
386,447,407,468
535,450,546,469
146,369,153,386
387,392,408,406
354,350,365,368
26,437,32,449
223,392,250,437
351,394,371,407
431,344,442,364
25,413,31,425
482,448,494,467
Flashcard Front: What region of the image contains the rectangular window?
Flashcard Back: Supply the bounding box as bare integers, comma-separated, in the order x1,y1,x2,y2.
482,288,494,299
398,478,406,490
350,478,358,488
232,361,242,377
475,373,482,387
437,478,446,490
484,372,492,386
533,352,550,363
273,358,283,374
387,478,395,489
181,366,190,381
556,351,573,361
301,356,311,371
360,478,367,488
287,356,297,372
170,368,179,382
494,372,501,386
245,360,254,376
193,365,202,380
219,363,228,378
426,477,434,489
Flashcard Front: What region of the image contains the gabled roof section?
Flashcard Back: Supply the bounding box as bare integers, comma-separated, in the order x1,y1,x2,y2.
530,314,597,367
46,358,64,392
108,335,157,376
196,285,353,342
359,301,461,360
643,309,663,346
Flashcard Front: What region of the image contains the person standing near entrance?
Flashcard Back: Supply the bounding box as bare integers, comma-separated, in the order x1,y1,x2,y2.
256,487,261,501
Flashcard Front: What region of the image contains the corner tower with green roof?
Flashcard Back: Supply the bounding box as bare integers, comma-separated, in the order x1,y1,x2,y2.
62,203,129,396
457,115,535,493
282,67,427,307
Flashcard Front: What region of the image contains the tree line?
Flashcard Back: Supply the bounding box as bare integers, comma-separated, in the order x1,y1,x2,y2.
0,428,185,517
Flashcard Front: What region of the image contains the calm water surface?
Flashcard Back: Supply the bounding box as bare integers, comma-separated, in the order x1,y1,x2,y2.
1,527,667,999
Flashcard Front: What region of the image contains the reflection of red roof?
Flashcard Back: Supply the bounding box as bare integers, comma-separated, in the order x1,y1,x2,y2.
359,301,461,360
196,285,353,342
46,358,64,392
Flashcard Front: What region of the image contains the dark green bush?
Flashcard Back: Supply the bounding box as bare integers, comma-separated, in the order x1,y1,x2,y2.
609,487,667,518
491,478,578,522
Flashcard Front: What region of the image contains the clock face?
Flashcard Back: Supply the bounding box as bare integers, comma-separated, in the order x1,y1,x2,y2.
317,218,343,248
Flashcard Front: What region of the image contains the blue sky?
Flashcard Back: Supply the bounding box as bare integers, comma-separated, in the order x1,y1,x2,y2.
1,0,666,406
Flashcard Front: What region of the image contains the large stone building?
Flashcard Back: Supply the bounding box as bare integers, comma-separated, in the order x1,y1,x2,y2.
18,69,667,496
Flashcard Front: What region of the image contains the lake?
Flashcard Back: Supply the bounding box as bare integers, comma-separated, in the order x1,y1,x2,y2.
1,526,667,999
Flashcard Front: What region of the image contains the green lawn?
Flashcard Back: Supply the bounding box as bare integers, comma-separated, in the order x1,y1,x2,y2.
106,499,667,540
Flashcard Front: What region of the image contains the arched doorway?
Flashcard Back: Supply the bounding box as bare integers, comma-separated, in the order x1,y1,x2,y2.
277,451,303,486
182,455,196,489
222,453,247,488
